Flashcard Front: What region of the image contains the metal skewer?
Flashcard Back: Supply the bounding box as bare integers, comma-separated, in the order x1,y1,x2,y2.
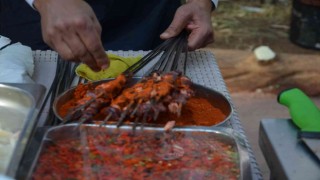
65,31,188,130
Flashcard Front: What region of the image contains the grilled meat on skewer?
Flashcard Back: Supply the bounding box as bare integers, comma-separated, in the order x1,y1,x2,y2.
100,71,194,126
61,74,127,123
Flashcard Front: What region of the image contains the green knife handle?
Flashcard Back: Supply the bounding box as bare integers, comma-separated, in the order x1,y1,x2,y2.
278,88,320,132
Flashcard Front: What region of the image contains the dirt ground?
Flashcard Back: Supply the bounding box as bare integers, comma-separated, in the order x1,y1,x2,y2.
206,0,320,95
209,0,319,55
230,92,320,179
205,48,320,179
204,1,320,179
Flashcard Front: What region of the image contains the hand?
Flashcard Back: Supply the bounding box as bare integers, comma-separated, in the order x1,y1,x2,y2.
34,0,109,71
160,0,214,50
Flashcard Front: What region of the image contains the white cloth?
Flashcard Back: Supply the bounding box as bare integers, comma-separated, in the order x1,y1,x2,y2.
0,37,34,84
212,0,219,8
25,0,36,9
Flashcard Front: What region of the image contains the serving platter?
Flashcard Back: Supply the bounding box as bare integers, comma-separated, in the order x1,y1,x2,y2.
28,124,251,179
53,77,233,127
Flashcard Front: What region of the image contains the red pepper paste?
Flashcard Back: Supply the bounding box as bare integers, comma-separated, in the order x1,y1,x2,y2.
59,83,92,117
156,97,226,126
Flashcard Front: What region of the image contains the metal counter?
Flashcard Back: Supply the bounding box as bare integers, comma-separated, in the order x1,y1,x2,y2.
259,119,320,180
23,50,262,179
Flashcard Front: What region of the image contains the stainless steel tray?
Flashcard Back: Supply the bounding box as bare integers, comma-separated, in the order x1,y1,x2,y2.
0,83,45,177
53,77,233,127
28,124,251,179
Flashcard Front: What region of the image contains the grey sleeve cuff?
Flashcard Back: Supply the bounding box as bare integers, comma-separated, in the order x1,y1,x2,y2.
211,0,219,10
25,0,36,10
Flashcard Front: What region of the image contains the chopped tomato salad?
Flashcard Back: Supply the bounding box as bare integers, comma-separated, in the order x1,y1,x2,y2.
32,127,240,180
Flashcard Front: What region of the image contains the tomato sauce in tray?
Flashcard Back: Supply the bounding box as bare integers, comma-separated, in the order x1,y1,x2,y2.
30,125,241,180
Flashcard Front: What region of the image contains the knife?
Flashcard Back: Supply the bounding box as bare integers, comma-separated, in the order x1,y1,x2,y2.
278,88,320,160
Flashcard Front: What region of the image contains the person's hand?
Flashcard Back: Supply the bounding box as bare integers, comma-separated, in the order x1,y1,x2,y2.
34,0,109,71
160,0,214,50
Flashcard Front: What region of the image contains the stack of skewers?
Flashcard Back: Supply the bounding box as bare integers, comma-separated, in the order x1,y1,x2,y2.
57,31,193,129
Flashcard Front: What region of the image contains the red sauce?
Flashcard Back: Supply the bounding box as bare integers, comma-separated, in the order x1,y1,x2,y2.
32,128,240,180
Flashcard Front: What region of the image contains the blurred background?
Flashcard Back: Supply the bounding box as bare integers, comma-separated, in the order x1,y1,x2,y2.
210,0,319,54
203,0,320,179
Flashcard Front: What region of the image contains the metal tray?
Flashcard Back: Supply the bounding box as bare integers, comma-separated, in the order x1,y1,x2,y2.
28,124,251,179
0,83,45,177
53,77,233,127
